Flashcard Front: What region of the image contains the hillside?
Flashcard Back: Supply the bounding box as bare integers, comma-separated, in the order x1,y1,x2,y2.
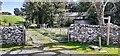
0,15,25,25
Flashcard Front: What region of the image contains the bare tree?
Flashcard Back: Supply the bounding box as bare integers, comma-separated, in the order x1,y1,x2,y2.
93,0,109,25
93,0,110,47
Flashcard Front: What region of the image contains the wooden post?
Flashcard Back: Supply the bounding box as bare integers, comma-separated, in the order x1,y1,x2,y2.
118,28,120,46
99,36,102,48
67,30,70,42
107,16,110,45
22,26,26,45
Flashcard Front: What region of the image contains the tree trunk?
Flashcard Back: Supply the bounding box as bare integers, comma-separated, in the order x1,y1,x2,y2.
36,17,40,28
95,2,104,25
94,1,109,48
94,2,103,48
107,16,110,45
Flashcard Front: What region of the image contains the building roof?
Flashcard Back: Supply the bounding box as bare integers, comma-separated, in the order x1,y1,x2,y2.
54,12,87,17
64,12,79,17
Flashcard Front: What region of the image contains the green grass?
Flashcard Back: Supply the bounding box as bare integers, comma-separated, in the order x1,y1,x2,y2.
64,42,119,54
27,30,57,43
1,42,119,54
29,24,37,27
0,15,25,25
43,42,119,54
32,28,68,41
0,44,33,51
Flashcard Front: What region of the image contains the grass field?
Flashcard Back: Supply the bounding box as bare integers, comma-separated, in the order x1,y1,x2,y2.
0,15,25,25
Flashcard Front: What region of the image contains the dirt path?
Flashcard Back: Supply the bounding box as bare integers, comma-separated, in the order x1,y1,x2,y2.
26,29,57,47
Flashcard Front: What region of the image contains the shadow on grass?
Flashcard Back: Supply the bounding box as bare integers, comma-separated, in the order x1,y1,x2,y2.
2,44,16,48
2,44,25,48
36,42,88,51
1,42,119,54
59,42,89,50
34,29,68,42
5,46,24,54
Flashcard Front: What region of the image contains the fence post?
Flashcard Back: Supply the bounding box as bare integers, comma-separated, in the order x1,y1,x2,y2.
22,26,26,45
118,28,120,46
107,16,110,45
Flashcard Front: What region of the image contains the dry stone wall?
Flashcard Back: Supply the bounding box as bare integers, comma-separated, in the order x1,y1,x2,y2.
68,24,120,45
0,26,25,45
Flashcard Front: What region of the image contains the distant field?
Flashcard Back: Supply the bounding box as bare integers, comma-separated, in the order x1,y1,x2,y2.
0,15,25,25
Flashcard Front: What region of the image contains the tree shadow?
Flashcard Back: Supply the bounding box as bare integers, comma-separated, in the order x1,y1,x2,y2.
3,43,66,54
1,43,28,48
32,29,90,51
2,44,16,48
5,46,24,54
18,42,81,54
60,42,89,50
34,29,67,42
2,42,119,55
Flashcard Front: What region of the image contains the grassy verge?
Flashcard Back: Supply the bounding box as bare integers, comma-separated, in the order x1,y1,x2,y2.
0,44,33,51
42,42,119,54
0,15,25,26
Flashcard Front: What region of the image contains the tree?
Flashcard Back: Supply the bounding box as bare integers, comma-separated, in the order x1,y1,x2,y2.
0,1,2,13
14,8,20,16
72,0,114,47
0,1,2,25
93,0,110,25
2,12,12,15
21,2,66,28
108,2,120,25
21,2,38,27
89,1,120,46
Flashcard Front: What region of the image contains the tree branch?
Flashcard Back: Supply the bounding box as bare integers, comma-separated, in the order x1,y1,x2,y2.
104,0,110,7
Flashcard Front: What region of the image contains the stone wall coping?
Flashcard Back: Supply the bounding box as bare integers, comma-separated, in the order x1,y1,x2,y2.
70,24,120,29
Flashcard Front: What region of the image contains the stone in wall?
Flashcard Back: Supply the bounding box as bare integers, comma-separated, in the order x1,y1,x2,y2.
68,24,120,45
0,26,25,45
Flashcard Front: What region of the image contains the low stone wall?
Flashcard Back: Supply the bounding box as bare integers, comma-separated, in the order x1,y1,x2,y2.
68,24,120,45
0,26,26,45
